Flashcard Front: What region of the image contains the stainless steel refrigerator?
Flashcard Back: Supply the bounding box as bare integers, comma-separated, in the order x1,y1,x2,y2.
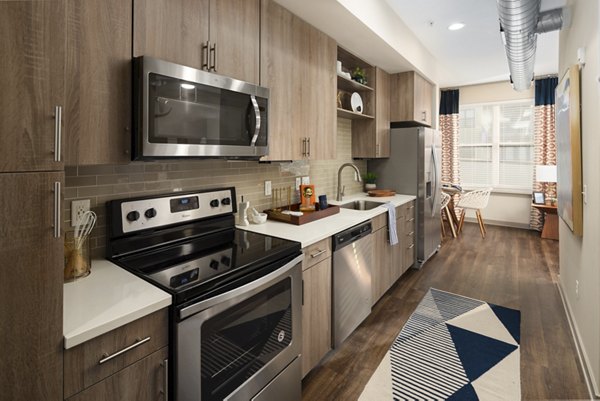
368,125,441,267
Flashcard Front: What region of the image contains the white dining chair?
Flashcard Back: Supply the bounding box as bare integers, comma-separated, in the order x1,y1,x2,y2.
440,192,456,238
457,188,493,238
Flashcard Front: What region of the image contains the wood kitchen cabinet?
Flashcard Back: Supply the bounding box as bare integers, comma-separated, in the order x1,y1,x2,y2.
353,68,391,158
65,0,132,165
64,309,168,398
0,172,64,401
65,348,168,401
301,239,332,377
371,221,392,305
260,0,336,161
390,71,434,127
0,1,65,173
134,0,259,84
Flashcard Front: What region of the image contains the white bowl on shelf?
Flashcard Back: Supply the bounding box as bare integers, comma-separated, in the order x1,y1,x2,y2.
350,92,363,114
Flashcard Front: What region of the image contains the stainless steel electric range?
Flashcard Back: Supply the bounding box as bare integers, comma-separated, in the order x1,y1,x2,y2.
106,187,303,401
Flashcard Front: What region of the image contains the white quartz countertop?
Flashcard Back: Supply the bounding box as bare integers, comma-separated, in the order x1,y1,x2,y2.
237,193,416,248
63,259,172,349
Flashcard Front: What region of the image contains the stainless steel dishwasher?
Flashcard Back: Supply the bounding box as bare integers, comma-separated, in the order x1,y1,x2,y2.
332,221,373,348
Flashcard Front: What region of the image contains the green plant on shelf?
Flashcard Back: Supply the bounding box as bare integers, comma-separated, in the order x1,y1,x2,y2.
351,67,367,85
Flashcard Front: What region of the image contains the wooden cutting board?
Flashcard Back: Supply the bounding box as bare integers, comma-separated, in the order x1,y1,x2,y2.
368,189,396,197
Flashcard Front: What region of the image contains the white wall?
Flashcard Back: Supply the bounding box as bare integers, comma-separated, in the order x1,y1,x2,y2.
458,81,535,228
558,0,600,395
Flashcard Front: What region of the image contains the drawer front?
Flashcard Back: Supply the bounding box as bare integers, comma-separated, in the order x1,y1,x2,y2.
64,309,169,398
302,238,332,270
371,213,387,232
66,347,168,401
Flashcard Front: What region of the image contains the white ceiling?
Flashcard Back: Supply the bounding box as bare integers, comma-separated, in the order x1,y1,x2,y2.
385,0,565,87
274,0,565,88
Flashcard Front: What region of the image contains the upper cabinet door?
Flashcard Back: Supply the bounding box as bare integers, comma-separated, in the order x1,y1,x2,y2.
210,0,260,84
133,0,210,70
0,1,65,173
65,0,132,165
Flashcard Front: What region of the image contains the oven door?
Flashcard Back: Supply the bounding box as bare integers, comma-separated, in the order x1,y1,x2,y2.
176,254,302,401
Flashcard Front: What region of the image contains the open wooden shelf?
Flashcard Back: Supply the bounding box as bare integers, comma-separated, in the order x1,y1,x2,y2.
337,74,373,93
337,108,374,120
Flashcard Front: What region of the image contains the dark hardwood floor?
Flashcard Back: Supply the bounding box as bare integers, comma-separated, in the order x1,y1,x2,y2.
302,223,589,401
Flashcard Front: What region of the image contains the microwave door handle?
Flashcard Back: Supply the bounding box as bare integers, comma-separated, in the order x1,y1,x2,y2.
250,95,261,146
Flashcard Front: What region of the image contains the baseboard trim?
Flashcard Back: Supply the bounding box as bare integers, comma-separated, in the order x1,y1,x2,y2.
558,279,599,399
463,216,530,230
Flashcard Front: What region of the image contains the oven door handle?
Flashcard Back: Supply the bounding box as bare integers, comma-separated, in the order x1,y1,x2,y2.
179,253,303,320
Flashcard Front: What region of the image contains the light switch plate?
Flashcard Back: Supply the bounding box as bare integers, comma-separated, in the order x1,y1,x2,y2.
301,176,310,185
295,177,301,190
265,180,272,196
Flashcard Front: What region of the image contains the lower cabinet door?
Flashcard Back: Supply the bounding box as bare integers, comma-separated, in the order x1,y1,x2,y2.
371,227,392,306
301,258,332,377
66,347,168,401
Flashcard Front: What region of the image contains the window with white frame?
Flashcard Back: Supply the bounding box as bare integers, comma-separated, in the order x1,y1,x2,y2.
458,99,534,192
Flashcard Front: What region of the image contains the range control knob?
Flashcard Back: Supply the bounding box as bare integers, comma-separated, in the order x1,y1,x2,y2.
126,211,140,222
144,208,157,219
209,260,220,270
221,197,231,206
209,199,219,208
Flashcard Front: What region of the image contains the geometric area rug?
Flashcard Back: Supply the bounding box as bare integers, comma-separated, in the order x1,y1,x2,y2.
359,288,521,401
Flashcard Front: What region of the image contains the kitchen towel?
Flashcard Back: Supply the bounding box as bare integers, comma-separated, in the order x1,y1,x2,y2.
380,202,398,245
359,288,521,401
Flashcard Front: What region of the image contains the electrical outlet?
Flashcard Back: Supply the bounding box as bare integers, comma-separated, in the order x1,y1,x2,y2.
71,199,90,226
295,177,301,190
575,280,580,299
264,180,272,196
301,176,310,185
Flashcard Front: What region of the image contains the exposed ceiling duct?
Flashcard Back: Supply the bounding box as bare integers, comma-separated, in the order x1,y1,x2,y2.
497,0,565,91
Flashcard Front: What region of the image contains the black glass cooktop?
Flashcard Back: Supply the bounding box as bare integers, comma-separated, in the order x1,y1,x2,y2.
113,228,301,305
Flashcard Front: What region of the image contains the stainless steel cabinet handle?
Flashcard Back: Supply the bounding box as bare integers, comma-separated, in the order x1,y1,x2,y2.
201,41,209,70
422,111,427,121
249,95,261,146
407,231,414,237
408,244,414,249
54,106,62,162
98,336,151,365
53,182,61,238
408,218,415,222
307,137,311,158
310,249,326,258
301,138,307,157
301,279,304,306
376,143,380,156
209,43,217,72
161,359,169,401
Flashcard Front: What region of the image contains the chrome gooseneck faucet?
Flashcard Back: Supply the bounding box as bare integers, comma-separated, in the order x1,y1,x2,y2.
336,163,362,201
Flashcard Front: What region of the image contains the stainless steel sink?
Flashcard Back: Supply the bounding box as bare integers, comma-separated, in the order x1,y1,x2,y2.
339,200,384,211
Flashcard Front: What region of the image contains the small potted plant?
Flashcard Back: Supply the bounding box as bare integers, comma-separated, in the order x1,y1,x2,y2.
363,172,377,191
351,67,367,85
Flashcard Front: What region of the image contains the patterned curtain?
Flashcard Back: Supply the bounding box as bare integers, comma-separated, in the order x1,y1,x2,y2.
439,89,460,186
530,77,558,231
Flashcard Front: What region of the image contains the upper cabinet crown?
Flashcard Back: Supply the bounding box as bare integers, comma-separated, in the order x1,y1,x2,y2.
0,1,66,173
390,71,434,127
134,0,260,85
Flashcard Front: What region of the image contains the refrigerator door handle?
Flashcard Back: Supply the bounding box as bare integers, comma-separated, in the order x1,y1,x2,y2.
431,144,439,217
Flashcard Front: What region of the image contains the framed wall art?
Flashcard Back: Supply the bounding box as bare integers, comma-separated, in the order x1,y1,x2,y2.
555,65,583,236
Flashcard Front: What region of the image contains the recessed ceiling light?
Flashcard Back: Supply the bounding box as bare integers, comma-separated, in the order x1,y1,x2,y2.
180,83,195,90
448,22,465,31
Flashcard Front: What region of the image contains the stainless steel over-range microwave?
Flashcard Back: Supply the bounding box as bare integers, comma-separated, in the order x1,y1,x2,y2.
133,56,269,160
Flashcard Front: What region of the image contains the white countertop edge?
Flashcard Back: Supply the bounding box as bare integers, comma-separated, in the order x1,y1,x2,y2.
64,296,171,349
238,193,416,248
63,259,172,349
